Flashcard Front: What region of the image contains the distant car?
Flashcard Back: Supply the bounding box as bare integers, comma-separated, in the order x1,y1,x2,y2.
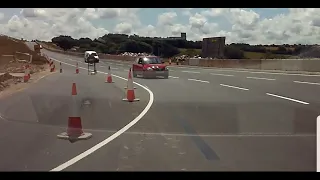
132,56,169,79
84,51,99,63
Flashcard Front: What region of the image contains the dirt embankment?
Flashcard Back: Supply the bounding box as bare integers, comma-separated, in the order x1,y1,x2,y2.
0,35,48,92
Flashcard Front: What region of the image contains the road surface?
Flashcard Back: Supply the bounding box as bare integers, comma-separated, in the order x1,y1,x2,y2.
0,43,317,171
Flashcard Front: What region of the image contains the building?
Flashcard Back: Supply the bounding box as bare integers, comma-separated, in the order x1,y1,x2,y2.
202,37,226,58
154,32,187,41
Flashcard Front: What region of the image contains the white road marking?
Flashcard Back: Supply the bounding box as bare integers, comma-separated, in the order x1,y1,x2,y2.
49,57,154,171
115,63,123,66
246,77,275,81
294,81,320,86
111,67,118,70
266,93,309,105
173,65,320,77
210,73,234,77
220,84,249,91
169,76,179,79
188,79,209,83
214,68,320,77
317,115,320,172
182,71,200,74
100,65,104,67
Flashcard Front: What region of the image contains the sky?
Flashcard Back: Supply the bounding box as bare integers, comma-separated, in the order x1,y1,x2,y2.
0,8,319,45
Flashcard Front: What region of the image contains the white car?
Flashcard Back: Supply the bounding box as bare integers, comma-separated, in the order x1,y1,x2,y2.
84,51,99,63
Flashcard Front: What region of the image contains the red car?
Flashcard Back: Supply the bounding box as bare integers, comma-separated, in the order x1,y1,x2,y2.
132,56,169,79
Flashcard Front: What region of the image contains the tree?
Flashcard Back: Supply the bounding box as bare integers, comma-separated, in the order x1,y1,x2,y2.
224,46,245,59
51,35,76,51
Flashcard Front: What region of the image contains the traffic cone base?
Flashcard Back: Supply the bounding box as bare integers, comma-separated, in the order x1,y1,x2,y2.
57,132,92,140
122,98,140,102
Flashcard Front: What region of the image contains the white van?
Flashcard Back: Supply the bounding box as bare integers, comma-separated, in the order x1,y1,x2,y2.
84,51,99,63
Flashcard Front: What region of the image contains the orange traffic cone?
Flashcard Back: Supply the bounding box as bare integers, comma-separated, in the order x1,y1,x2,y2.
26,64,31,79
105,66,113,83
57,82,92,141
122,68,140,102
23,65,29,83
124,68,136,89
76,62,79,74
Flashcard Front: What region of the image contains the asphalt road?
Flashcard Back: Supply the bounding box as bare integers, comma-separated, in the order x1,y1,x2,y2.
0,44,317,171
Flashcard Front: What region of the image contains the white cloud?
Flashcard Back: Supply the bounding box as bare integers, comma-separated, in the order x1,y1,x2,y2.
114,22,132,34
1,8,320,44
157,12,177,26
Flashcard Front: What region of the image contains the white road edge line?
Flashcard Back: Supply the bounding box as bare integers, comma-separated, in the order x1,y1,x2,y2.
210,73,234,77
173,66,320,77
266,93,309,105
220,84,249,91
169,76,179,79
182,71,200,74
49,58,154,171
294,81,320,85
246,77,276,81
188,79,209,83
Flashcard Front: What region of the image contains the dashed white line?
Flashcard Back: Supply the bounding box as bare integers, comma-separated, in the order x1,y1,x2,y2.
246,77,276,81
294,81,320,85
210,73,234,77
115,63,123,66
266,93,309,105
111,67,118,70
220,84,249,91
188,79,209,83
169,76,179,79
182,71,200,74
100,65,105,67
49,57,154,171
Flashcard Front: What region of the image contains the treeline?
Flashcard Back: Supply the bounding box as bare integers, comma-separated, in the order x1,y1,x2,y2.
48,34,316,59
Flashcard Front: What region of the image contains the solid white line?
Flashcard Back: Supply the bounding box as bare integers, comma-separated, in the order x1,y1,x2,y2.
210,73,234,77
182,71,200,74
294,81,320,85
220,84,249,91
169,76,179,79
49,57,154,171
188,79,209,83
266,93,309,105
317,115,320,172
246,77,275,81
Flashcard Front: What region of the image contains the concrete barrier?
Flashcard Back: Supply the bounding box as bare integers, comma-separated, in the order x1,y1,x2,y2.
187,58,320,72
